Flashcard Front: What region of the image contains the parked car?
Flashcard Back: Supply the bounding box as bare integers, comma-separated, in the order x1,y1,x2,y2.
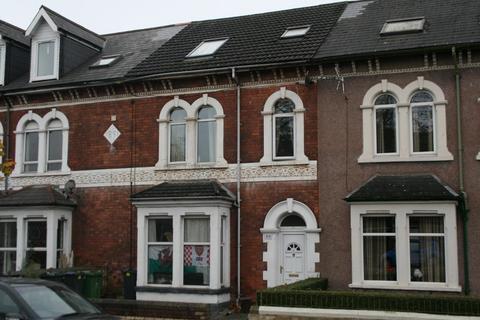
0,278,117,320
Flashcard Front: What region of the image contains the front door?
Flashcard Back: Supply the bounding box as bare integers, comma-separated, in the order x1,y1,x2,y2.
282,234,305,284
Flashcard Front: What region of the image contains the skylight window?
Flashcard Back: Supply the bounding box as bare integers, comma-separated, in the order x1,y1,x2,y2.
90,55,121,68
381,17,425,35
186,38,228,58
281,26,311,38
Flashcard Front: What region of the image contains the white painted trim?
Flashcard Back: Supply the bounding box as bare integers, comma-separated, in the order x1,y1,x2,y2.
258,306,480,320
359,78,453,163
260,87,309,165
13,109,70,176
0,41,5,86
350,203,460,292
136,292,230,304
29,18,60,82
261,198,320,287
25,7,58,36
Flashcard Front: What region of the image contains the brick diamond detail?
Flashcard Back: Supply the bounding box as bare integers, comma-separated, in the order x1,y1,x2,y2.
104,124,121,144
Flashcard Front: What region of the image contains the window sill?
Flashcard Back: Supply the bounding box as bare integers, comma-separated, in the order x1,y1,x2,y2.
155,163,229,171
349,283,462,292
136,286,230,295
11,170,72,178
358,154,454,163
259,159,310,167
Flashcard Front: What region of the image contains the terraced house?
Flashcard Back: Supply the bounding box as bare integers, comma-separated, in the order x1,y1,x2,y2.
0,0,480,311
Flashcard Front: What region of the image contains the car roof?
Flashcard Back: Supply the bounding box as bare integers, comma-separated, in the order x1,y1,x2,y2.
0,277,65,287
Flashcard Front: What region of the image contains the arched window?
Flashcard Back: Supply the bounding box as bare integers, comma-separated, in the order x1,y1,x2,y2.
280,214,306,227
197,106,217,163
169,107,187,163
46,119,63,171
410,91,435,153
374,94,397,154
23,121,40,173
273,99,295,159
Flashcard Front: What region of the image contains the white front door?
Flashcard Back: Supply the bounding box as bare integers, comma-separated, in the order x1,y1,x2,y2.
282,234,305,284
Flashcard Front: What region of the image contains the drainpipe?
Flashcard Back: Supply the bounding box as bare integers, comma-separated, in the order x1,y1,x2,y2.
452,46,470,295
232,67,242,307
2,94,12,193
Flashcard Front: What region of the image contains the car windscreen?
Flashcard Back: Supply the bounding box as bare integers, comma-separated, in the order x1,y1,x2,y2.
13,284,100,319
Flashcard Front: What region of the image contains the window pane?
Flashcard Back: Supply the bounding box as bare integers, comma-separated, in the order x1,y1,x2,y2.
47,163,62,171
0,251,16,275
184,245,210,286
37,41,55,77
198,106,216,120
170,124,186,162
148,219,173,242
48,130,63,161
280,214,306,227
275,116,294,157
410,236,445,282
197,121,216,163
274,99,295,114
412,106,434,152
25,251,47,269
27,221,47,248
363,236,396,281
0,289,20,314
0,222,16,247
375,94,397,105
184,218,210,243
170,107,187,123
24,163,38,173
25,132,39,162
148,245,173,284
363,216,395,233
376,108,397,153
410,216,444,234
411,91,433,103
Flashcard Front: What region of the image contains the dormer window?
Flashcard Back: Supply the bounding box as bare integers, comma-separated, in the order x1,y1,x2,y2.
30,33,60,82
281,26,311,38
186,38,228,58
0,42,5,86
381,17,425,35
90,55,121,68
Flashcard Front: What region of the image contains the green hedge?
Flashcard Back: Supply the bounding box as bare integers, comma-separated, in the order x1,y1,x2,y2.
257,289,480,317
269,278,328,291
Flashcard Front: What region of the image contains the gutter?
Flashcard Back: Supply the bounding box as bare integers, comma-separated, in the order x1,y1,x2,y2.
452,46,470,295
1,94,12,193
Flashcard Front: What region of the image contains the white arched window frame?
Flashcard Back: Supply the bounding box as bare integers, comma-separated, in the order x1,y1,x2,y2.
196,106,217,163
373,94,399,156
359,77,453,163
168,107,188,164
273,99,296,160
260,87,309,165
156,94,227,169
409,91,436,155
13,109,70,175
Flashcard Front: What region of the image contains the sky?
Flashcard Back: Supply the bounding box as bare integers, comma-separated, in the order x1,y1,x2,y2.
1,0,346,35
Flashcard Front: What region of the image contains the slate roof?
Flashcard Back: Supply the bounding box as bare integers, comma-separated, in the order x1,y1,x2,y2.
131,180,236,202
345,175,459,202
315,0,480,60
128,2,346,77
42,6,105,49
1,24,187,92
0,185,76,207
0,20,29,46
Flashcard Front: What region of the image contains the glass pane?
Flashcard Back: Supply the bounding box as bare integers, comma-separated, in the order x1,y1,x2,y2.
410,236,445,282
27,221,47,248
274,99,295,114
147,245,173,284
170,124,186,162
412,106,434,152
25,132,39,162
47,163,62,171
275,116,294,157
48,130,63,161
37,41,55,77
0,289,20,314
25,251,46,269
280,215,306,227
148,219,173,242
24,163,38,173
411,90,434,103
0,251,16,275
15,285,75,318
376,108,396,153
197,121,216,163
184,218,210,243
188,39,227,57
363,236,396,281
410,216,444,234
184,245,210,285
170,107,187,123
375,94,397,105
198,106,216,120
0,222,16,248
363,216,395,233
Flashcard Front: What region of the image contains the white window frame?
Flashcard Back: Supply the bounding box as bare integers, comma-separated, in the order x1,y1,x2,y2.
25,218,48,268
30,36,60,82
196,107,217,164
46,121,64,171
0,40,6,86
359,77,453,163
186,38,228,58
156,94,227,169
0,219,17,275
281,26,311,38
146,216,174,286
168,109,188,165
373,100,399,156
182,215,211,288
410,97,437,155
260,87,309,166
23,126,40,173
350,202,460,292
13,109,70,176
272,107,296,160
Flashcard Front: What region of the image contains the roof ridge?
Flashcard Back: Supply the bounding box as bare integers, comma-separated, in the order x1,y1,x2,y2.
40,5,106,41
102,22,189,37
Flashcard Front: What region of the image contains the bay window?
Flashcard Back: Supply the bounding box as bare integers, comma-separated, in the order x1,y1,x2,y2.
26,220,47,269
0,220,16,275
183,217,210,286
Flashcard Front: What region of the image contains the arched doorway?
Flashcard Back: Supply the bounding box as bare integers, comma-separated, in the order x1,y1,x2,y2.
261,198,321,287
